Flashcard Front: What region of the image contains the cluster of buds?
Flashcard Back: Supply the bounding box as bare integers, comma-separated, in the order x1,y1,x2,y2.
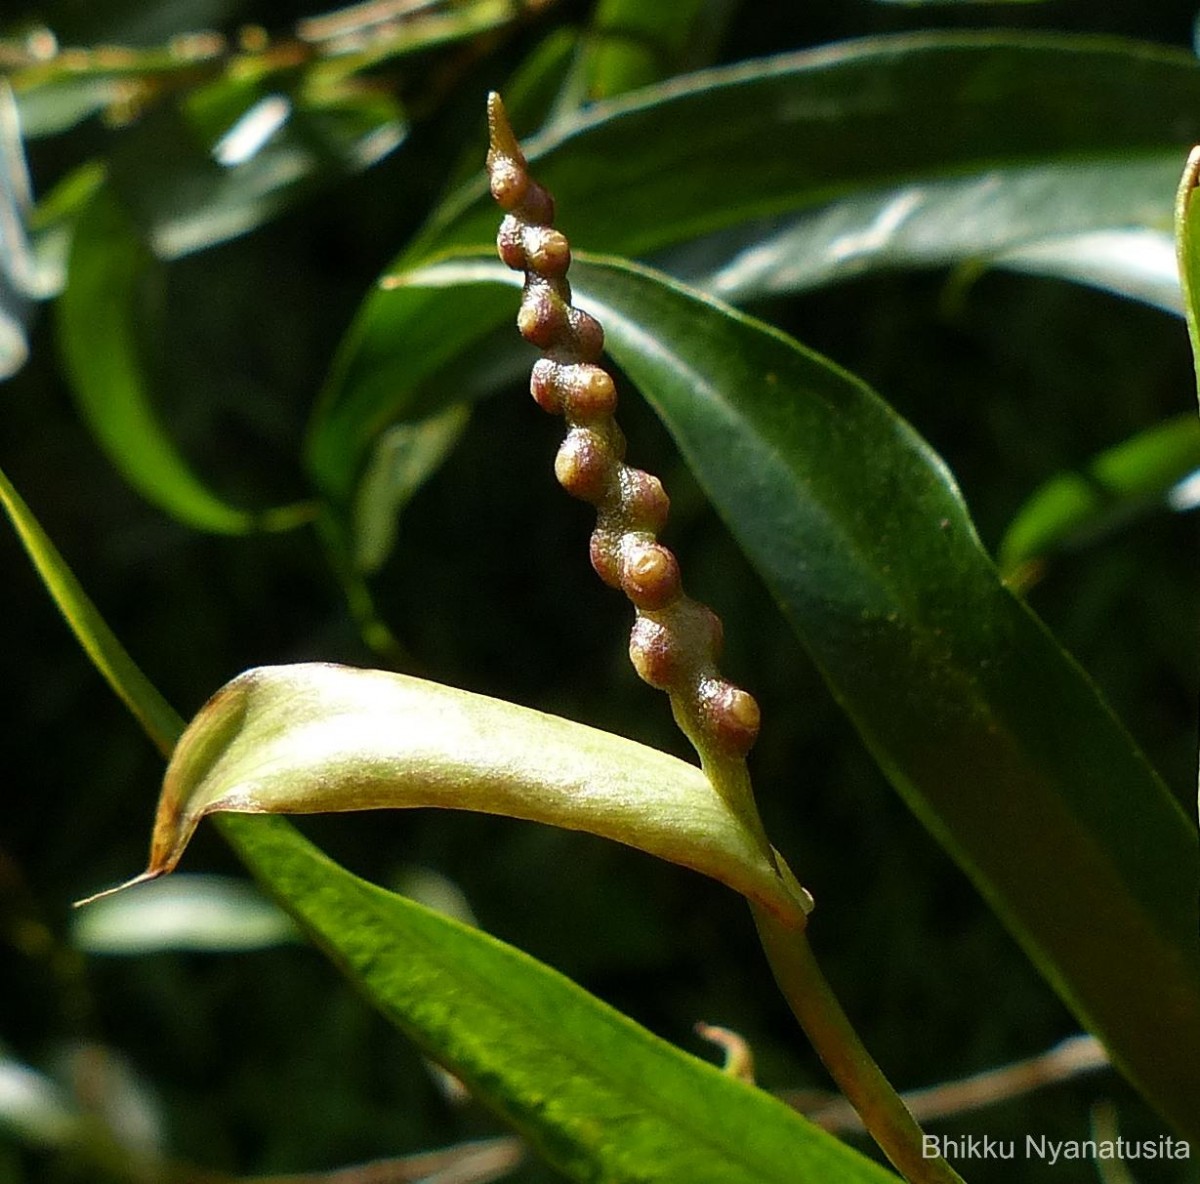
485,94,761,764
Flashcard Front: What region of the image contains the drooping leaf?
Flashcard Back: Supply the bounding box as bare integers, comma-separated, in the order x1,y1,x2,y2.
57,187,314,533
130,662,810,926
0,468,877,1183
998,414,1200,585
394,254,1200,1139
220,813,895,1184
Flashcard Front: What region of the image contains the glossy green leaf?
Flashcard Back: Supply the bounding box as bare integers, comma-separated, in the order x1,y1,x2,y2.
221,813,894,1184
310,34,1200,503
57,187,314,533
1174,147,1200,398
126,662,809,926
0,463,181,755
679,171,1183,313
407,34,1200,265
0,1057,80,1149
398,254,1200,1138
0,452,859,1184
999,414,1200,585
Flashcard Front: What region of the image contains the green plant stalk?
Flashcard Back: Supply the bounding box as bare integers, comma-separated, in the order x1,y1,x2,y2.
754,905,967,1184
485,92,963,1184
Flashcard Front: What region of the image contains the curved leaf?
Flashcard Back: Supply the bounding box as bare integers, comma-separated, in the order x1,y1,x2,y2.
57,187,314,533
408,34,1200,261
999,414,1200,584
1175,146,1200,400
0,462,181,755
0,459,855,1184
395,255,1200,1139
310,33,1200,502
223,814,895,1184
134,661,810,926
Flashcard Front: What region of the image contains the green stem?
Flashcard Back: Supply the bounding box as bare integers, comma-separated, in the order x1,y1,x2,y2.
752,904,966,1184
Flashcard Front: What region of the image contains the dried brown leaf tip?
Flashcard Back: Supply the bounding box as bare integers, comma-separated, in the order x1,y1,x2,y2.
485,93,761,766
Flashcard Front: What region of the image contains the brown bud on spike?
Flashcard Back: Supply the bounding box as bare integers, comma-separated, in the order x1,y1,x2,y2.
628,617,678,689
554,429,613,502
620,541,681,610
530,359,562,414
563,365,617,419
700,680,761,757
518,284,570,350
621,468,670,533
496,216,527,269
527,227,571,276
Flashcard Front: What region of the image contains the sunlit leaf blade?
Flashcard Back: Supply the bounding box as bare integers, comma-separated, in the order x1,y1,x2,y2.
2,450,839,1184
399,255,1200,1138
57,187,313,534
0,463,182,755
311,34,1200,512
998,414,1200,584
1174,147,1200,398
220,813,894,1184
675,165,1183,310
139,662,810,925
992,228,1181,315
407,34,1200,265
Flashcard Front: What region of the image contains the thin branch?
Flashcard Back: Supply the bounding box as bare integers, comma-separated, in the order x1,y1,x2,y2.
786,1034,1109,1132
249,1137,524,1184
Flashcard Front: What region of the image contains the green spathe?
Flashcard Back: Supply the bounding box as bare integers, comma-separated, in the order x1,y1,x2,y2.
114,662,810,925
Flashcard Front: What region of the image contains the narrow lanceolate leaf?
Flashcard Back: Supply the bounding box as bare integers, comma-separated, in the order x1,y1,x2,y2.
407,35,1200,263
999,414,1200,585
220,813,895,1184
1174,147,1200,399
0,463,181,755
0,455,861,1184
399,255,1200,1140
57,188,313,534
139,662,811,925
310,34,1200,504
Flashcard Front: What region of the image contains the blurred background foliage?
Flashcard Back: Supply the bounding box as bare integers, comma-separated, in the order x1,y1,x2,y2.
2,1,1199,1182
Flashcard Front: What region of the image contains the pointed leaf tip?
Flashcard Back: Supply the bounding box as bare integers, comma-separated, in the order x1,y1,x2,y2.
143,663,811,925
73,870,165,909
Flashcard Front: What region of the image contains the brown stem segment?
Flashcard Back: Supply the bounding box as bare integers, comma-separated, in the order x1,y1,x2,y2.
485,92,769,847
